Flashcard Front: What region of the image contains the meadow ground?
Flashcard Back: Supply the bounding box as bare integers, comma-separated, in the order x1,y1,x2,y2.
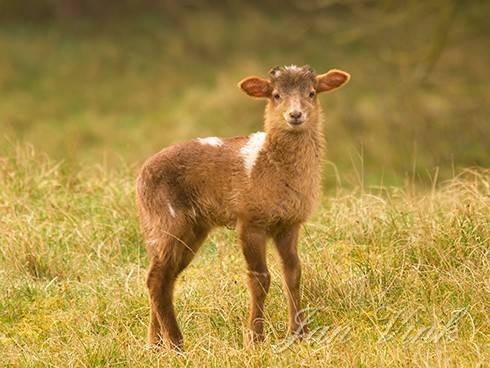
0,146,489,367
1,2,489,366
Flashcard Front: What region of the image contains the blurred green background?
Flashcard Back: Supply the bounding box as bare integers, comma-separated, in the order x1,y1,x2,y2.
1,0,488,188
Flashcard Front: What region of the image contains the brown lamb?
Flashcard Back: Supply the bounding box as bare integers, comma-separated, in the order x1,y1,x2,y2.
136,64,350,350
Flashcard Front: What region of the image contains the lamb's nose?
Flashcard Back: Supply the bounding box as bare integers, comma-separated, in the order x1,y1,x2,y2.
289,111,302,119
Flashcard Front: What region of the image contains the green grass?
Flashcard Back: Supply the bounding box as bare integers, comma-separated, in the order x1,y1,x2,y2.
1,2,489,188
1,146,489,367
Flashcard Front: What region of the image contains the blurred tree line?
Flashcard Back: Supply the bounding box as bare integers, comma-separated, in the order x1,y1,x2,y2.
0,0,441,22
4,0,289,21
1,0,487,187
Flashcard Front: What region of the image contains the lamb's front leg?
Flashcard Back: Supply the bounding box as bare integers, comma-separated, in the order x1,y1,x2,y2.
238,221,270,347
273,224,308,336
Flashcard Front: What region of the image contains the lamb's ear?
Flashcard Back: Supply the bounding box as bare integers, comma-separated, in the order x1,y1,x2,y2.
316,69,350,93
238,76,272,98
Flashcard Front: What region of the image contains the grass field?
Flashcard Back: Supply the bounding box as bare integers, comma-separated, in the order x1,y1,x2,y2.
1,2,490,366
1,146,489,367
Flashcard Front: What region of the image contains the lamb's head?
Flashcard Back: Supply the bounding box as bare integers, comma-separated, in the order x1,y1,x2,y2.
239,65,350,132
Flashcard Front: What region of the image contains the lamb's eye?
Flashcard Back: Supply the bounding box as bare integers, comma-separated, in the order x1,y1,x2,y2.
273,93,281,100
309,91,316,98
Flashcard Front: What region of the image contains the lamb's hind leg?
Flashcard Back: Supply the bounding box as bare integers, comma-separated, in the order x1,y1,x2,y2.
146,222,209,350
147,254,181,349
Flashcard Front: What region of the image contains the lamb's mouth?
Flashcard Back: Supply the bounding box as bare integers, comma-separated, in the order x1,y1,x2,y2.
287,117,305,126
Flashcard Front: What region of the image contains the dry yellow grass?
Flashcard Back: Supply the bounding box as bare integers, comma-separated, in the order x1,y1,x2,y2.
1,146,489,367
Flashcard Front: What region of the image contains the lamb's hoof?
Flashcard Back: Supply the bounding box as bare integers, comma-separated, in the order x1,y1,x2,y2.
145,338,184,353
243,329,265,349
291,323,309,339
144,343,161,351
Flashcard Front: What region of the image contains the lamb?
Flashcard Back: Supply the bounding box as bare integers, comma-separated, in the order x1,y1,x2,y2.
136,64,350,350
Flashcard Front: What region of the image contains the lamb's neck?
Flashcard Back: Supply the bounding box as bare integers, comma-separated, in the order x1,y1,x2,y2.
263,124,324,175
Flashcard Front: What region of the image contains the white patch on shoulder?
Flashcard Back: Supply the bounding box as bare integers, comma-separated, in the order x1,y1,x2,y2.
240,131,266,177
197,137,223,147
167,202,176,218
